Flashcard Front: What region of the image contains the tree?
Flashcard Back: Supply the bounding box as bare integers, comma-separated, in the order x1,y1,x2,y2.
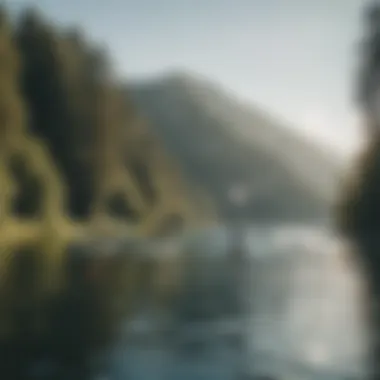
337,3,380,378
16,9,94,218
0,5,24,220
15,10,155,222
357,2,380,135
0,5,203,377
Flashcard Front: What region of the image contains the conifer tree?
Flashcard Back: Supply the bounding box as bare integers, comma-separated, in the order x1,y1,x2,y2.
337,3,380,378
0,6,23,221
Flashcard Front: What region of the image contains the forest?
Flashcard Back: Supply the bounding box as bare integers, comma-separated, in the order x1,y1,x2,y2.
338,2,380,378
0,6,214,378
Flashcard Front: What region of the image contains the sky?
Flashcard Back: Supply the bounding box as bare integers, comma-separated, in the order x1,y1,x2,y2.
7,0,367,158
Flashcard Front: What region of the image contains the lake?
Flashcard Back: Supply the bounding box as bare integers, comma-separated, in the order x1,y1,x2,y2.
102,224,370,380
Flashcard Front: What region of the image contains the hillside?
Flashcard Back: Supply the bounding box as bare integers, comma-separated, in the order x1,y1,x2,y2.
129,71,341,223
0,8,209,366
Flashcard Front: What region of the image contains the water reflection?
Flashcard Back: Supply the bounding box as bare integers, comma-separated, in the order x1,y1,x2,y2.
247,225,368,378
107,224,369,380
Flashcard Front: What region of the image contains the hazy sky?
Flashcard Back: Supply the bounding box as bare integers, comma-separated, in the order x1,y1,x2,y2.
7,0,367,158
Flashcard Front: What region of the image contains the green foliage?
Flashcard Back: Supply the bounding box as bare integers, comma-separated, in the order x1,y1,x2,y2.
337,2,380,241
16,11,96,218
0,5,207,375
337,4,380,375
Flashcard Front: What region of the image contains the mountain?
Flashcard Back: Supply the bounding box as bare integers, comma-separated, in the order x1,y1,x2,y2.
128,70,341,223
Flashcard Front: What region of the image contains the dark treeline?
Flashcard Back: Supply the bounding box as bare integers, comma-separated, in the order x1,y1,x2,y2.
337,2,380,379
0,6,193,379
0,6,165,223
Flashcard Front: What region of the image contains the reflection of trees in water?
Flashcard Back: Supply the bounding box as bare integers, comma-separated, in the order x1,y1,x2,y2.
102,226,369,379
